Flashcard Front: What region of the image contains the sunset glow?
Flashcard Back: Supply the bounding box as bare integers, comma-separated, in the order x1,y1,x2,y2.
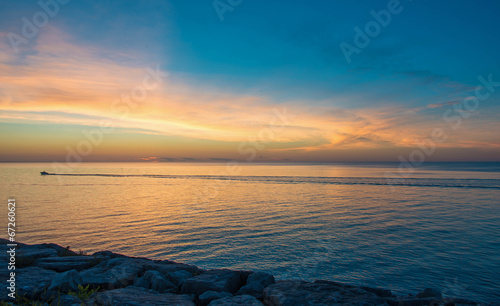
1,1,499,162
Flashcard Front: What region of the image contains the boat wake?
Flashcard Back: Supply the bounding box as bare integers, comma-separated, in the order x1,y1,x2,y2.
40,173,500,190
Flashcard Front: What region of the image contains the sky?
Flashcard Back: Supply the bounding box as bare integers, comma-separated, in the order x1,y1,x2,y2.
0,0,499,162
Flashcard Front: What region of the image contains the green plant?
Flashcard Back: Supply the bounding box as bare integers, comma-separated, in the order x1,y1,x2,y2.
68,284,99,301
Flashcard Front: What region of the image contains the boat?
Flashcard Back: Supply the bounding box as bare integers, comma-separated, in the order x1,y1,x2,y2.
40,171,50,175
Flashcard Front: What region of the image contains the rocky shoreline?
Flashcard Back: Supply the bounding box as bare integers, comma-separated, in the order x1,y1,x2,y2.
0,240,488,305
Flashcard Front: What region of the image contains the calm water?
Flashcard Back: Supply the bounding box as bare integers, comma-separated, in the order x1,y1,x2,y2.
1,162,499,303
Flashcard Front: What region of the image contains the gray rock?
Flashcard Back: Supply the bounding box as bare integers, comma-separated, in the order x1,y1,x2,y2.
360,285,393,298
166,269,194,287
415,288,442,299
35,255,101,272
236,272,275,298
314,280,392,298
208,294,264,305
199,291,233,306
81,257,149,289
48,269,83,293
236,282,265,299
52,294,83,306
92,250,128,258
134,270,178,293
263,280,387,306
16,246,58,266
144,261,203,276
133,276,150,289
40,290,61,302
181,269,242,296
84,285,195,305
246,272,275,288
387,297,439,306
17,267,57,299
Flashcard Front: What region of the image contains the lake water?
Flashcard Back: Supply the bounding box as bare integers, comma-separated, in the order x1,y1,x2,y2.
1,162,499,303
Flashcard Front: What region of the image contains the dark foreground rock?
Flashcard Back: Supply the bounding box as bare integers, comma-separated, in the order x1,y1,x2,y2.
208,294,264,305
0,239,489,306
34,255,102,272
199,291,233,306
263,280,388,305
16,266,57,299
84,285,195,305
181,269,242,296
80,257,151,289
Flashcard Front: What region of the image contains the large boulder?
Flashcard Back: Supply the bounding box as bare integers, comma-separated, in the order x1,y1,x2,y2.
165,269,194,287
314,280,393,298
16,246,58,267
236,272,275,299
208,294,264,305
34,255,101,272
80,257,150,289
235,282,265,299
144,261,203,276
415,288,442,299
16,243,79,265
16,267,57,299
199,291,233,306
263,280,387,306
84,285,195,305
48,269,83,293
181,269,242,296
133,270,178,293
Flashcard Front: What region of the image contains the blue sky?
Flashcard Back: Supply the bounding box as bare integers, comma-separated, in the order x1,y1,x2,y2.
0,0,499,161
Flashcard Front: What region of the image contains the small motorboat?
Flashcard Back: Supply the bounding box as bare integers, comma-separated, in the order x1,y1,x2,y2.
40,171,50,175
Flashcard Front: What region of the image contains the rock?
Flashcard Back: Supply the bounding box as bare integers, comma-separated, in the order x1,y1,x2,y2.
133,270,178,293
92,250,128,259
386,297,440,306
246,272,275,288
16,267,57,299
166,269,194,287
52,294,83,306
34,255,101,272
415,288,442,299
181,269,242,296
199,291,233,306
314,280,392,298
144,261,203,276
40,290,61,302
16,245,58,266
208,294,264,305
263,280,387,306
81,257,149,289
133,276,150,289
235,282,264,299
360,285,393,298
84,285,195,305
48,269,83,293
236,272,275,298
